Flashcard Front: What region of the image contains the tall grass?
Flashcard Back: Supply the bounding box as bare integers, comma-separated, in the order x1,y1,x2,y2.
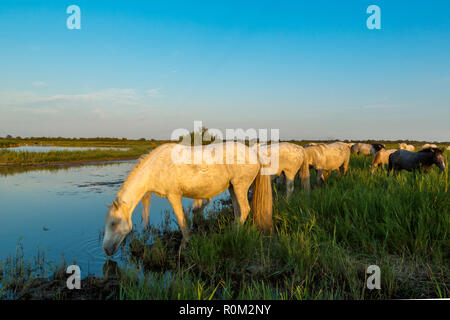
117,151,448,299
0,147,150,165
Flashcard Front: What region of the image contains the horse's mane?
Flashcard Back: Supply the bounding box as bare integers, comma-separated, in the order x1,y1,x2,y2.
419,147,443,155
116,144,174,200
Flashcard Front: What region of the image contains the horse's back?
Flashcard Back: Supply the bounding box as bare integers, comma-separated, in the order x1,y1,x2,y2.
325,142,350,167
255,142,306,176
389,149,417,171
353,143,374,155
151,142,260,198
381,149,397,164
306,142,348,170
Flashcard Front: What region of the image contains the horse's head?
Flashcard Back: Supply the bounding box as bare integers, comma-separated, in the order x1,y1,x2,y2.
371,143,385,153
431,148,446,171
103,199,132,256
420,148,446,171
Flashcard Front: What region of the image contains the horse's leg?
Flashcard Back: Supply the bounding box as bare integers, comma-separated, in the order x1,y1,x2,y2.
285,178,294,200
167,194,190,246
275,173,284,186
343,157,350,175
388,162,393,176
141,192,151,229
284,171,296,200
315,169,320,185
193,199,203,212
228,185,241,222
233,184,251,224
318,169,327,184
192,198,210,229
193,198,210,215
370,163,378,174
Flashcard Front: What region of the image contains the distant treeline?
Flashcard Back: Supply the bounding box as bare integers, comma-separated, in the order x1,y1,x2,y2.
0,135,448,148
0,137,172,149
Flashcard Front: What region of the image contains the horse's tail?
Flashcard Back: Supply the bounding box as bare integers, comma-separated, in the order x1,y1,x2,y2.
252,170,273,234
299,150,311,193
142,192,152,227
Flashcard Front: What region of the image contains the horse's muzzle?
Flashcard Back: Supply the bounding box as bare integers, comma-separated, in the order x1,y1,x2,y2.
103,243,118,256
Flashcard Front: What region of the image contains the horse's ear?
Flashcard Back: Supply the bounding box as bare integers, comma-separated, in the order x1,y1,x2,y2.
113,199,127,209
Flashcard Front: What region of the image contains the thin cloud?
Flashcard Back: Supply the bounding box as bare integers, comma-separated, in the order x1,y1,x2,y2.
146,88,165,97
0,88,148,109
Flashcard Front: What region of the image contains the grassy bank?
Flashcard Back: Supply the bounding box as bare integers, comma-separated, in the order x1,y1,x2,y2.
0,147,149,166
0,137,166,148
0,137,169,166
0,152,448,300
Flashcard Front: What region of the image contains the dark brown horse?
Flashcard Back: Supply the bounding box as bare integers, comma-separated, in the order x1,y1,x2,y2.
388,148,446,174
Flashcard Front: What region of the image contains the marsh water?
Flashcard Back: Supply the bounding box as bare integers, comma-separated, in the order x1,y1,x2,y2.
0,161,227,276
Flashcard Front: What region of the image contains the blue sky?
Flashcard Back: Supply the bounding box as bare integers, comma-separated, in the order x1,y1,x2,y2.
1,0,449,141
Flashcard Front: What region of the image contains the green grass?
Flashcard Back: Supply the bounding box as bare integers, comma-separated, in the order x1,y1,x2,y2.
117,151,448,300
0,137,165,148
0,146,150,165
0,137,169,165
1,151,448,299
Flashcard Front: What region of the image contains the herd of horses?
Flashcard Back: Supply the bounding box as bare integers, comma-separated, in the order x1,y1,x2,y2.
102,140,446,256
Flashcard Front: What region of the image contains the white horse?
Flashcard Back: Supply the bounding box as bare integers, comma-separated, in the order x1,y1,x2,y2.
304,142,350,184
254,142,310,199
399,143,415,152
351,143,371,155
422,143,437,149
102,142,273,256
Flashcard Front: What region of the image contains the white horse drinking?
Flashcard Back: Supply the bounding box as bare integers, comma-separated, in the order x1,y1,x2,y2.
102,142,273,256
